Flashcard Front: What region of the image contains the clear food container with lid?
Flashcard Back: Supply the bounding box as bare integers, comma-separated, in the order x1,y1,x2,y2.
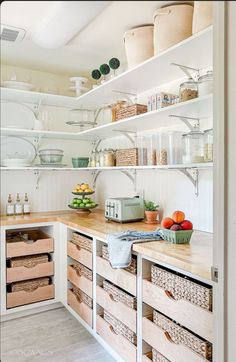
198,70,213,97
204,128,213,162
179,77,198,102
182,129,204,164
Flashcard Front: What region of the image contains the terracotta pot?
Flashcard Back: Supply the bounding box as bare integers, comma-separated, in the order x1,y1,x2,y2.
145,210,159,224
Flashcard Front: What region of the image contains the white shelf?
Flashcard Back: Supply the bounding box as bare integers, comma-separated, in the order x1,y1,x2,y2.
0,128,83,140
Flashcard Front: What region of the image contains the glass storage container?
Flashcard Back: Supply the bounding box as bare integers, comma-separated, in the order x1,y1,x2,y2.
179,77,198,102
182,129,204,164
198,70,213,97
137,135,148,166
204,128,213,162
99,149,105,167
104,149,115,166
167,131,183,164
137,135,156,166
156,133,168,165
90,150,96,167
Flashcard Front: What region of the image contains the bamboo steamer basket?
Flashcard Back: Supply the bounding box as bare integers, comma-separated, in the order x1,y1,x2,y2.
153,4,193,54
192,1,213,34
124,25,154,69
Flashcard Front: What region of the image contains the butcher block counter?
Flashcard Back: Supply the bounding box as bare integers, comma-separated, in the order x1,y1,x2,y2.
0,209,213,281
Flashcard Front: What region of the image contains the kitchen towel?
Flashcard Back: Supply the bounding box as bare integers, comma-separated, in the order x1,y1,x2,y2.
107,230,163,268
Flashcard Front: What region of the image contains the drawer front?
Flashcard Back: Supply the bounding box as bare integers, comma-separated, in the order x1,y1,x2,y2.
67,289,92,327
96,315,137,362
96,285,136,332
7,262,54,283
67,241,92,269
143,279,213,342
96,256,136,296
142,317,208,362
142,354,152,362
67,265,93,298
7,238,54,258
7,285,54,308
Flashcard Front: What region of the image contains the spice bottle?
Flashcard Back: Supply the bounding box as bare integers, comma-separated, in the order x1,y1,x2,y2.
23,193,30,215
6,194,15,216
15,193,23,215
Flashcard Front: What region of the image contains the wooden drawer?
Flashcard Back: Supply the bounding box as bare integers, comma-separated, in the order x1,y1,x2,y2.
142,353,152,362
143,279,213,342
7,261,54,283
96,285,136,332
96,256,136,296
67,289,92,327
142,317,209,362
7,238,54,258
7,284,54,308
67,241,92,269
67,265,93,298
96,315,137,362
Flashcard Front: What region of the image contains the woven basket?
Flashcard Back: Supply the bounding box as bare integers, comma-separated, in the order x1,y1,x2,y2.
9,254,49,268
160,228,193,244
102,245,137,274
72,232,92,252
116,148,139,166
11,277,50,292
153,310,212,360
152,349,170,362
72,284,93,308
103,280,137,310
151,265,212,311
72,260,93,281
115,104,147,121
104,310,137,345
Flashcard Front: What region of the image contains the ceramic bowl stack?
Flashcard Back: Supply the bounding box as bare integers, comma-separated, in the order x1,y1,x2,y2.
38,149,65,167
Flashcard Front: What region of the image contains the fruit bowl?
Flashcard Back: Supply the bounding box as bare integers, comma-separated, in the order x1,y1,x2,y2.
160,228,193,244
72,191,95,196
68,203,98,213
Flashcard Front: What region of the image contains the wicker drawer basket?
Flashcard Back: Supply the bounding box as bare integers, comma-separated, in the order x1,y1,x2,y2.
116,104,147,121
11,277,50,292
104,310,137,345
102,245,137,274
151,264,212,311
116,148,138,166
72,284,93,308
9,254,49,268
103,280,137,310
72,232,92,252
153,310,212,360
72,260,93,281
152,348,170,362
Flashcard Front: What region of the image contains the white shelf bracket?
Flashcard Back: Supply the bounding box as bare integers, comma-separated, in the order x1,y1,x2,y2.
179,169,199,196
33,170,41,190
170,62,200,79
169,115,200,131
111,90,137,104
92,169,137,191
112,130,136,146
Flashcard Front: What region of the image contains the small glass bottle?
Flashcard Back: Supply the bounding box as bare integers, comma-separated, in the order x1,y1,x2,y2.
99,149,105,167
96,150,100,167
23,193,30,215
6,194,15,216
90,150,96,167
15,193,23,215
204,128,213,162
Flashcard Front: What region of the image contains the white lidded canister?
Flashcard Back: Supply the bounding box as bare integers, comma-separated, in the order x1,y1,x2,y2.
124,25,154,69
153,4,193,55
192,1,213,34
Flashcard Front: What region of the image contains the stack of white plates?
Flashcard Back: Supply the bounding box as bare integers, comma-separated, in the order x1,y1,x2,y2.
2,159,31,167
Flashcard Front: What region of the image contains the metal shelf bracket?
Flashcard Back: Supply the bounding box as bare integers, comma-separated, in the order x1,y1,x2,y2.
92,169,137,191
112,130,136,146
170,62,200,79
179,169,199,196
169,115,200,131
34,170,41,190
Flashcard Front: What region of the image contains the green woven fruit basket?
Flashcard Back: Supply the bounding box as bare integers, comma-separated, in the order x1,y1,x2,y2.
160,228,193,244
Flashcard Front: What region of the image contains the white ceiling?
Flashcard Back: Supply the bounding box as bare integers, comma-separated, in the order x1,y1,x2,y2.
1,1,175,77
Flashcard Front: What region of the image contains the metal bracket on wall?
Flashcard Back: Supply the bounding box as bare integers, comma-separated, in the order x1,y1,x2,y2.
111,90,137,104
170,62,200,79
112,130,136,146
32,136,42,150
169,115,200,131
92,169,137,191
34,170,41,190
179,169,199,197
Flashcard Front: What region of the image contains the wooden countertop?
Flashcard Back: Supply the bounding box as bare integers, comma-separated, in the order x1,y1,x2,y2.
0,210,213,281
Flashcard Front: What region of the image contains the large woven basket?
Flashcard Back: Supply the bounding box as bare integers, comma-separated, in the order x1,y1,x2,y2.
11,277,50,292
115,104,147,121
9,254,49,268
104,310,137,345
102,245,137,274
72,260,93,281
116,148,139,166
152,349,170,362
151,264,212,311
72,284,93,308
72,232,92,252
153,310,212,360
103,280,137,310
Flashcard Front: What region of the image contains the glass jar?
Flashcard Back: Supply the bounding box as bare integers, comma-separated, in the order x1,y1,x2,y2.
99,149,105,167
198,70,213,97
96,150,100,167
182,130,204,164
179,77,198,102
89,150,96,167
167,131,183,164
137,136,148,166
204,128,213,162
156,133,168,165
104,149,115,166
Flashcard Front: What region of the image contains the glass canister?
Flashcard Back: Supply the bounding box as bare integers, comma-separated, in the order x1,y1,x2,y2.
89,150,96,167
137,134,156,166
104,149,115,166
182,130,204,163
137,135,148,166
204,128,213,162
167,131,183,164
156,133,168,165
99,149,105,167
198,70,213,97
179,77,198,102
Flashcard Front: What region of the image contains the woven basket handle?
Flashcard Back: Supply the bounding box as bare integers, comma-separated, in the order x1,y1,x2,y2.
108,293,117,302
155,9,171,15
26,285,40,292
164,290,176,300
75,245,81,251
74,294,82,303
109,325,118,335
164,331,175,343
25,262,37,268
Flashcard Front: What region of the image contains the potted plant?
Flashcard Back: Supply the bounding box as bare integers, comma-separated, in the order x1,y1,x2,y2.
144,200,159,224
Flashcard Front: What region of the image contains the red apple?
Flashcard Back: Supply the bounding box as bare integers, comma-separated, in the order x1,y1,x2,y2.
161,217,174,229
170,224,182,231
172,210,185,224
181,220,193,230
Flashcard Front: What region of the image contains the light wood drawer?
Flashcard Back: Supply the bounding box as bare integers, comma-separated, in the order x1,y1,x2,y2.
143,279,213,342
67,265,92,298
143,317,209,362
67,289,92,327
142,353,152,362
96,285,136,332
96,315,137,362
67,241,92,269
7,261,54,283
7,238,54,258
7,284,54,308
96,256,136,296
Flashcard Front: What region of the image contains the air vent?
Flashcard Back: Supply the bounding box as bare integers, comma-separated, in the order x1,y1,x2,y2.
0,24,26,42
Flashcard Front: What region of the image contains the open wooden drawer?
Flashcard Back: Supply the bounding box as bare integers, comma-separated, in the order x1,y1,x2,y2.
67,288,92,327
7,284,54,308
67,241,92,269
7,261,54,283
67,265,92,298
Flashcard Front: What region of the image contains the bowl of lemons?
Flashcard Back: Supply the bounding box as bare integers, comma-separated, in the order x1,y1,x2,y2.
69,183,98,213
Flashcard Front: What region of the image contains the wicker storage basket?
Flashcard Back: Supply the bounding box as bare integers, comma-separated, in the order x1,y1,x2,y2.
116,148,139,166
151,264,212,311
115,104,147,121
160,228,193,244
102,245,137,274
11,277,50,292
104,310,137,345
72,232,92,252
72,260,93,281
72,284,93,308
153,310,212,360
103,280,137,310
9,254,49,268
152,348,170,362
